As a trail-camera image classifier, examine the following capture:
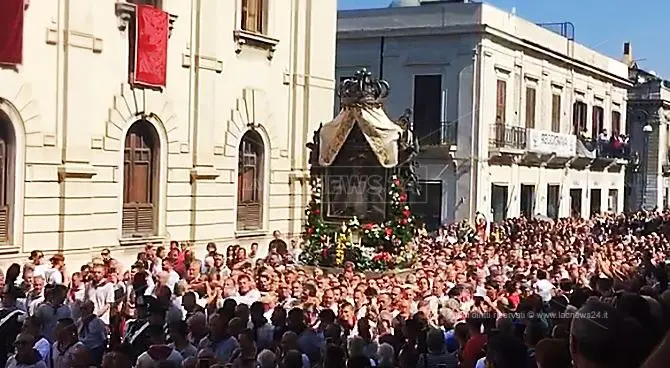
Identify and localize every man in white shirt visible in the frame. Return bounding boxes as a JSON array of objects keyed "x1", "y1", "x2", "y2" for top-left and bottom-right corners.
[
  {"x1": 85, "y1": 264, "x2": 115, "y2": 326},
  {"x1": 236, "y1": 274, "x2": 261, "y2": 306},
  {"x1": 533, "y1": 270, "x2": 555, "y2": 303},
  {"x1": 25, "y1": 275, "x2": 46, "y2": 315},
  {"x1": 162, "y1": 259, "x2": 180, "y2": 293}
]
